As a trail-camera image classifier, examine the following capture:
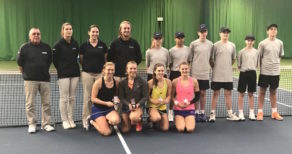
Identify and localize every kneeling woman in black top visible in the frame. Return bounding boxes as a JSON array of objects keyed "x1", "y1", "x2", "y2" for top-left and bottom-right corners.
[{"x1": 90, "y1": 62, "x2": 120, "y2": 136}]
